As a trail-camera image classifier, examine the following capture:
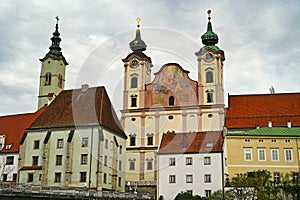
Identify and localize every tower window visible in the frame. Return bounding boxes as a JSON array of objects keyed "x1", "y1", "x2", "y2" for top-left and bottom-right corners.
[
  {"x1": 147, "y1": 133, "x2": 154, "y2": 145},
  {"x1": 169, "y1": 96, "x2": 175, "y2": 106},
  {"x1": 131, "y1": 77, "x2": 138, "y2": 88},
  {"x1": 58, "y1": 74, "x2": 63, "y2": 88},
  {"x1": 206, "y1": 90, "x2": 214, "y2": 103},
  {"x1": 131, "y1": 96, "x2": 137, "y2": 107},
  {"x1": 130, "y1": 135, "x2": 136, "y2": 146},
  {"x1": 45, "y1": 73, "x2": 52, "y2": 86},
  {"x1": 206, "y1": 71, "x2": 213, "y2": 83}
]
